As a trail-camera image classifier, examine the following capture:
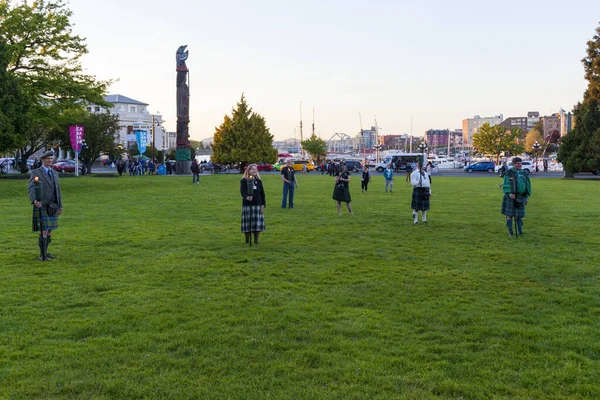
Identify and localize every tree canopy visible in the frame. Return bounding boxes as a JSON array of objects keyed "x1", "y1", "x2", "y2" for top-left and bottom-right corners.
[
  {"x1": 211, "y1": 94, "x2": 278, "y2": 167},
  {"x1": 1, "y1": 0, "x2": 110, "y2": 168},
  {"x1": 301, "y1": 133, "x2": 327, "y2": 164},
  {"x1": 471, "y1": 123, "x2": 524, "y2": 163},
  {"x1": 558, "y1": 23, "x2": 600, "y2": 174}
]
